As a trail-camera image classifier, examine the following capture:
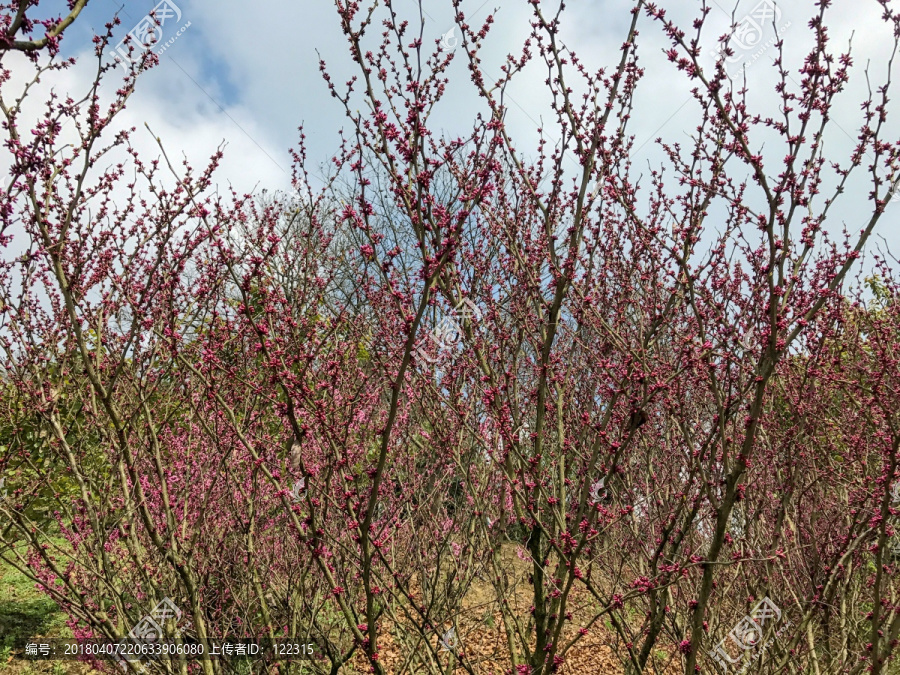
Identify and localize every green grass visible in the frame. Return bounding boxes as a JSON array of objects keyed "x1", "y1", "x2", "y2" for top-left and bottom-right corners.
[{"x1": 0, "y1": 548, "x2": 96, "y2": 673}]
